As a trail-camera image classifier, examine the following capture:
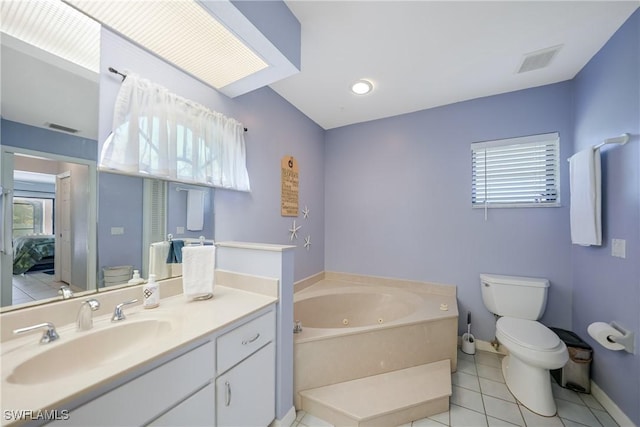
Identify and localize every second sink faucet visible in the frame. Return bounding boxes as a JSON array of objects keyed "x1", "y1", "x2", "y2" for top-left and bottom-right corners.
[
  {"x1": 76, "y1": 299, "x2": 100, "y2": 331},
  {"x1": 112, "y1": 299, "x2": 138, "y2": 322}
]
